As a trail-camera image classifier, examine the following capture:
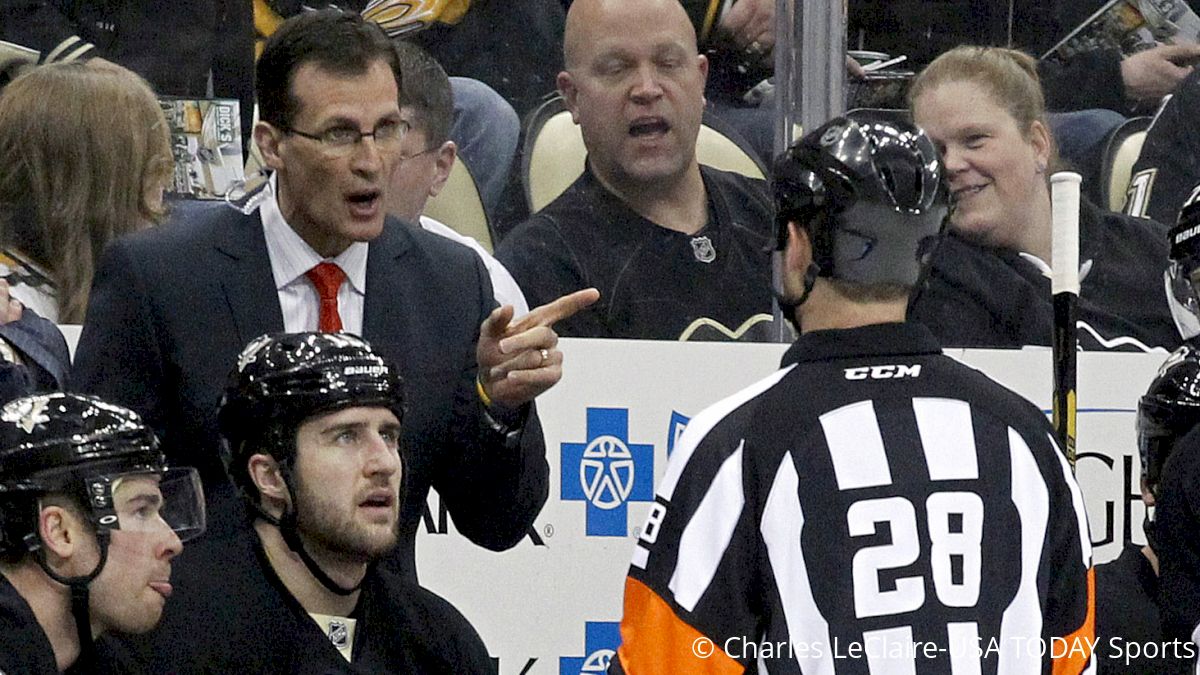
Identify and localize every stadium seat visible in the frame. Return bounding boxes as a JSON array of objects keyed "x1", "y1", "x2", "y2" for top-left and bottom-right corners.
[
  {"x1": 1099, "y1": 116, "x2": 1152, "y2": 213},
  {"x1": 521, "y1": 95, "x2": 767, "y2": 214},
  {"x1": 423, "y1": 159, "x2": 494, "y2": 253}
]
